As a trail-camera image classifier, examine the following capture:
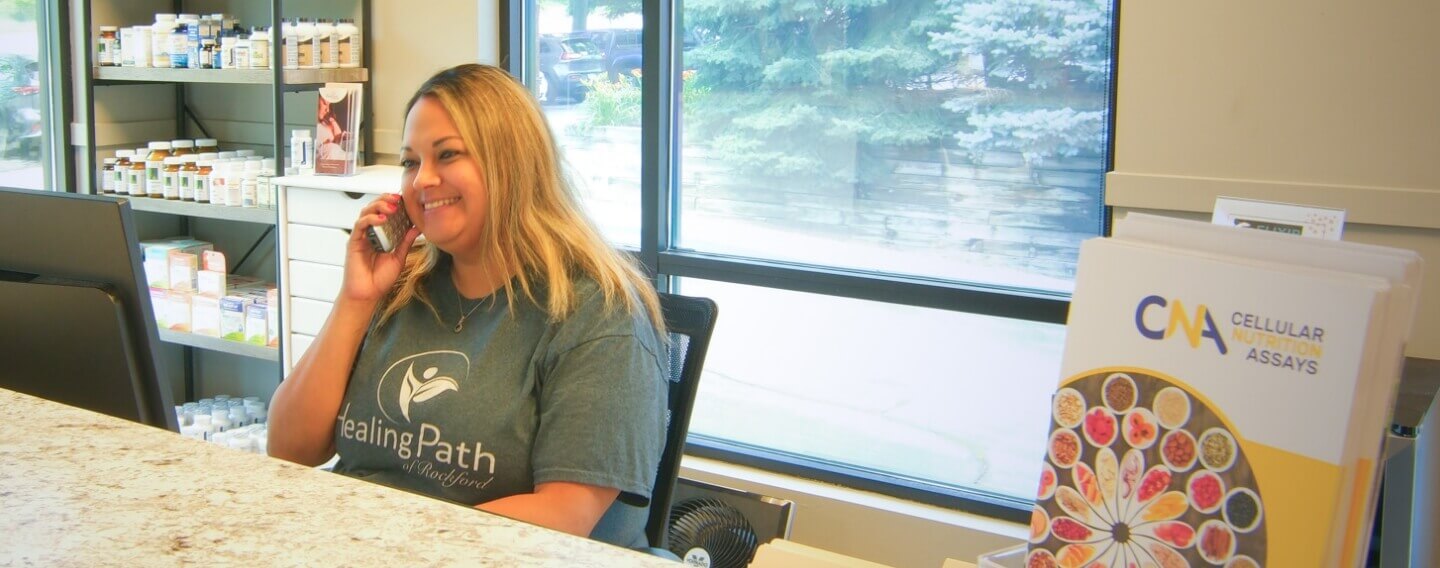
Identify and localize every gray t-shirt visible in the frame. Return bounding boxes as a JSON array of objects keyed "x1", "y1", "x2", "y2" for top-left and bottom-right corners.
[{"x1": 331, "y1": 262, "x2": 667, "y2": 548}]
